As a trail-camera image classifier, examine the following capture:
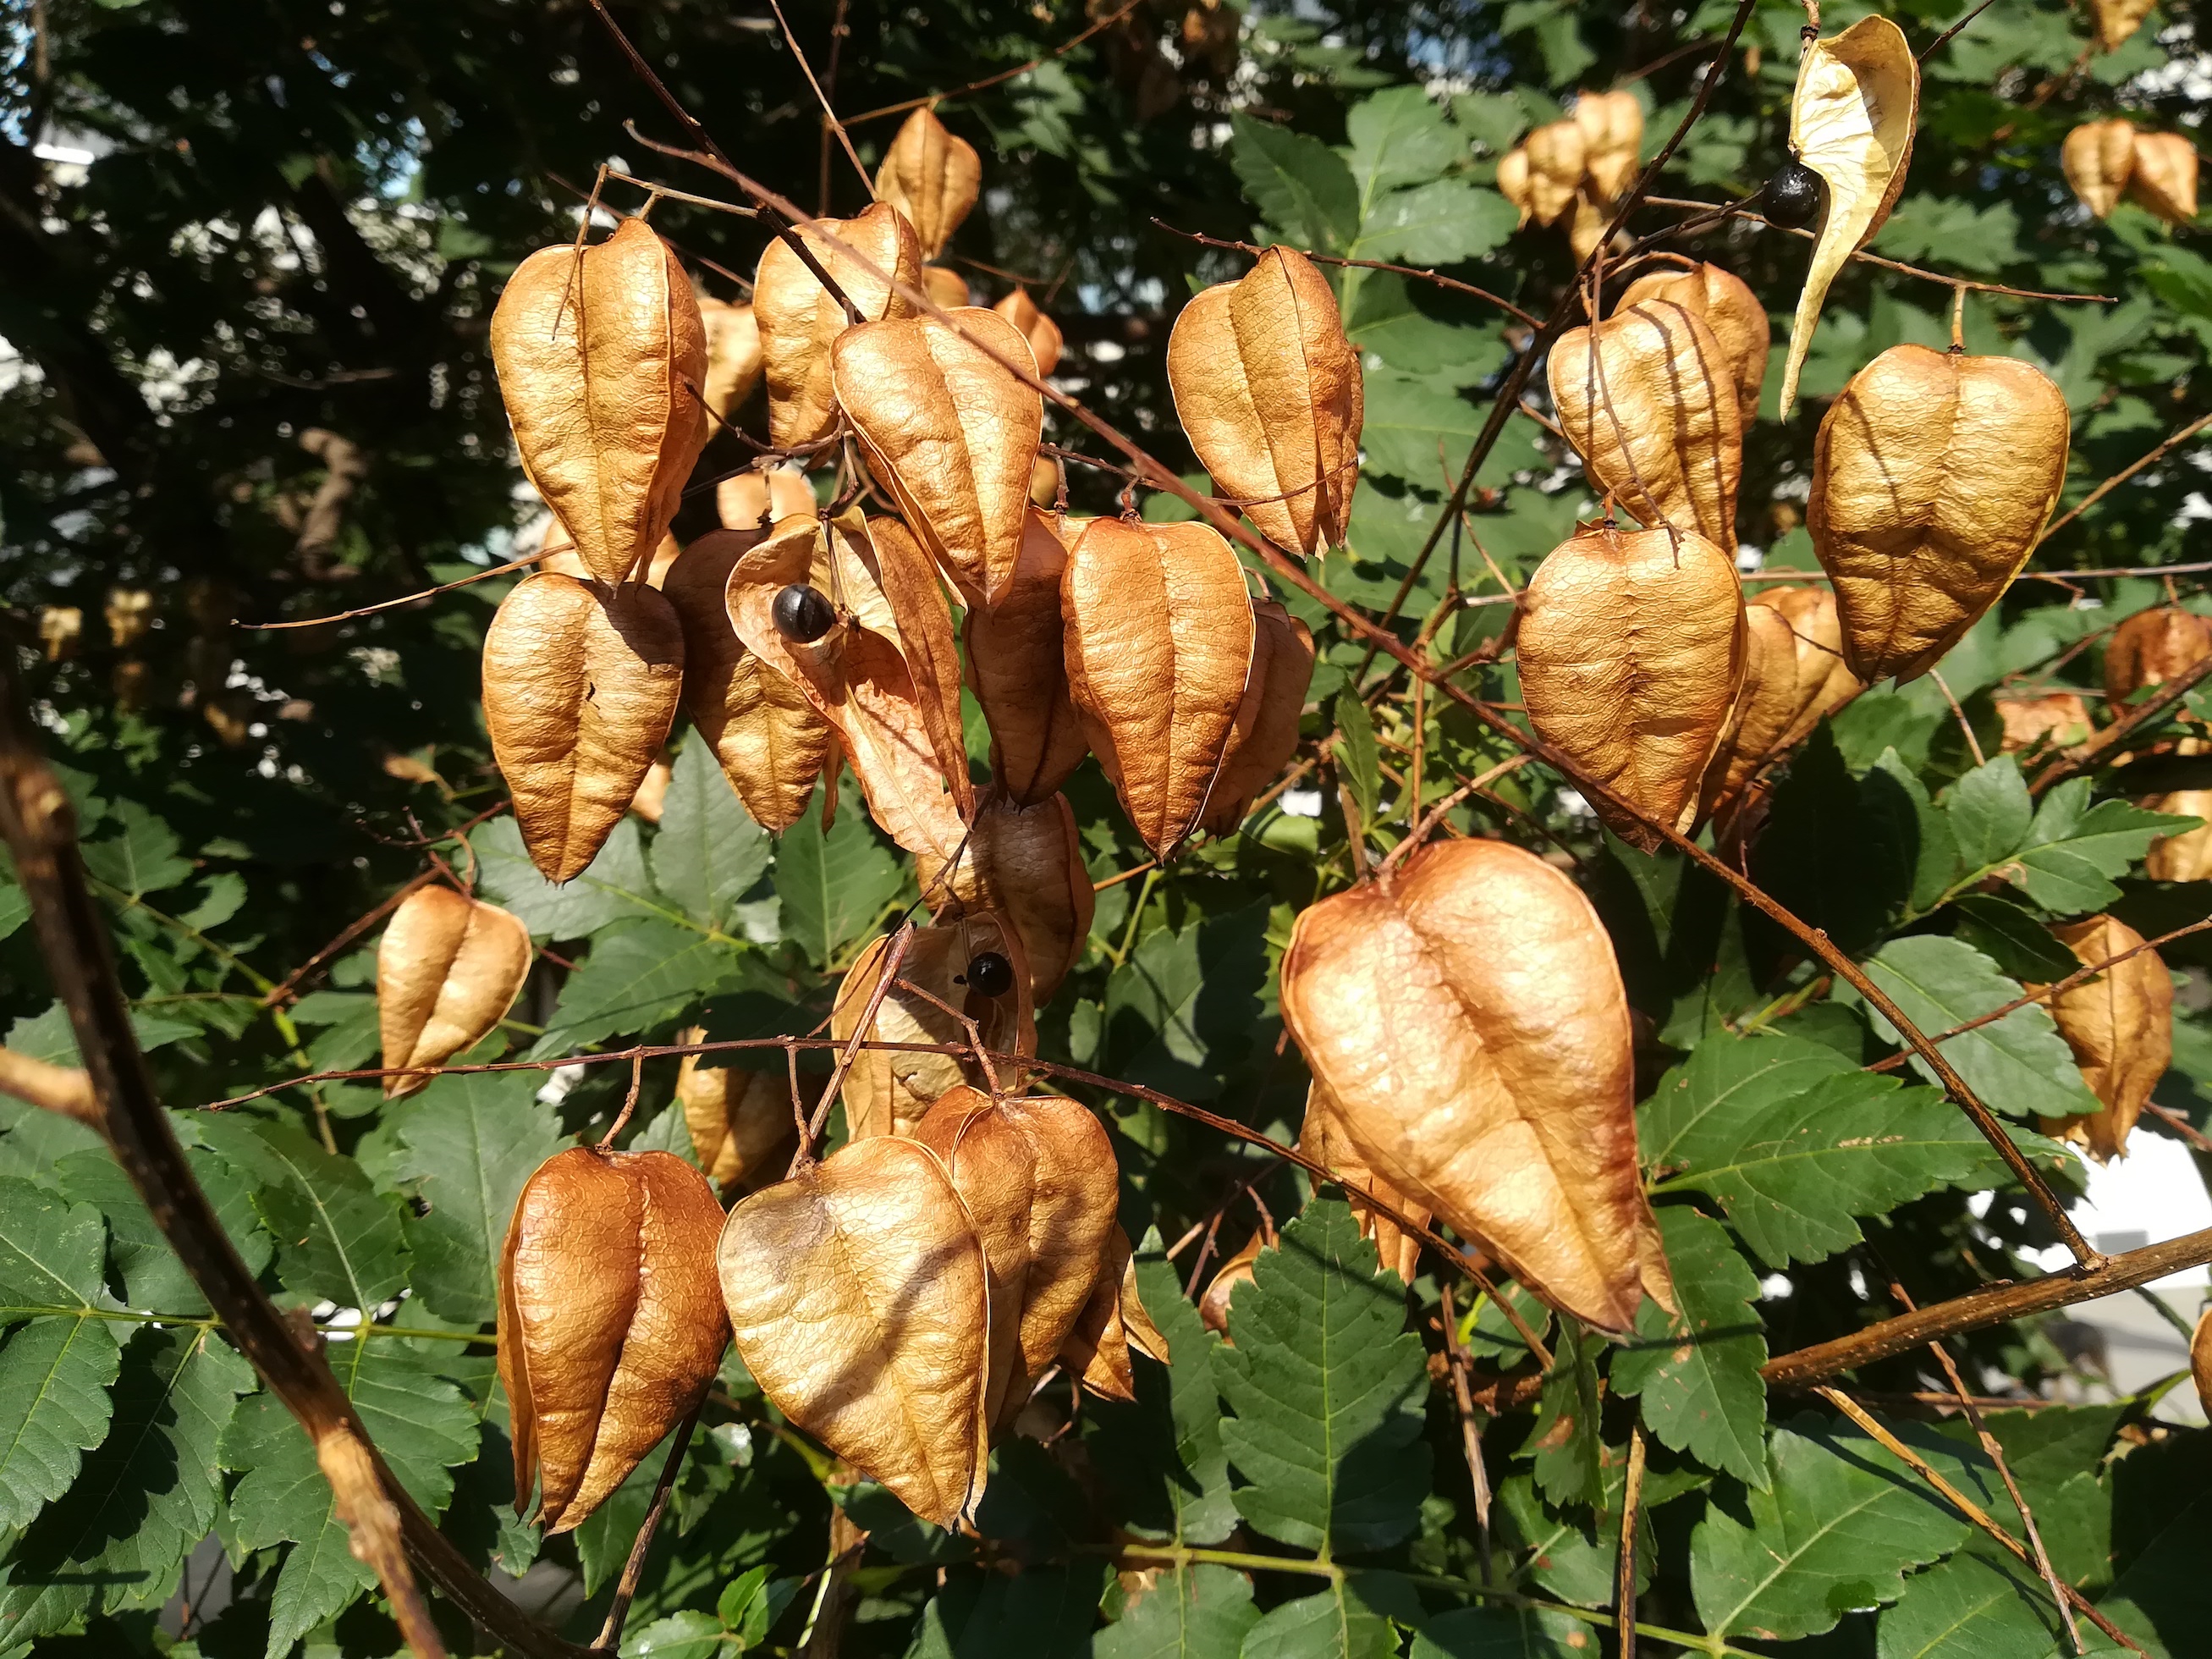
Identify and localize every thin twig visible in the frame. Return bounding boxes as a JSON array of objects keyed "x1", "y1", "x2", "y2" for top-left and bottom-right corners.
[
  {"x1": 1930, "y1": 668, "x2": 1987, "y2": 768},
  {"x1": 1437, "y1": 1281, "x2": 1494, "y2": 1580},
  {"x1": 2146, "y1": 1100, "x2": 2212, "y2": 1154},
  {"x1": 767, "y1": 0, "x2": 871, "y2": 193},
  {"x1": 592, "y1": 1406, "x2": 702, "y2": 1654},
  {"x1": 2030, "y1": 651, "x2": 2212, "y2": 793},
  {"x1": 844, "y1": 0, "x2": 1143, "y2": 124},
  {"x1": 1150, "y1": 221, "x2": 1541, "y2": 328},
  {"x1": 241, "y1": 548, "x2": 547, "y2": 630},
  {"x1": 1616, "y1": 1425, "x2": 1647, "y2": 1659},
  {"x1": 2038, "y1": 411, "x2": 2212, "y2": 546},
  {"x1": 1921, "y1": 0, "x2": 2000, "y2": 62}
]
